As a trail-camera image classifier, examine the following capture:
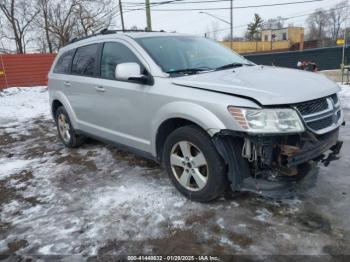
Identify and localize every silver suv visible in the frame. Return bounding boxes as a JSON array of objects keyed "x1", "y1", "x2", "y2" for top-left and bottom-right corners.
[{"x1": 48, "y1": 31, "x2": 344, "y2": 201}]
